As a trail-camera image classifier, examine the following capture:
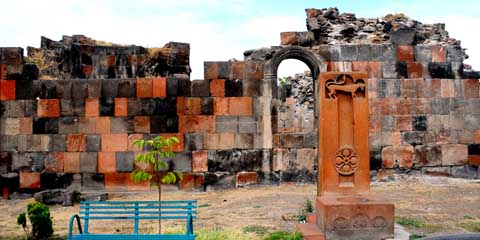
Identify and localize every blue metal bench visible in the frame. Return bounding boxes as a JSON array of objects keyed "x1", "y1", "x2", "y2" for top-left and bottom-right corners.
[{"x1": 68, "y1": 200, "x2": 197, "y2": 240}]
